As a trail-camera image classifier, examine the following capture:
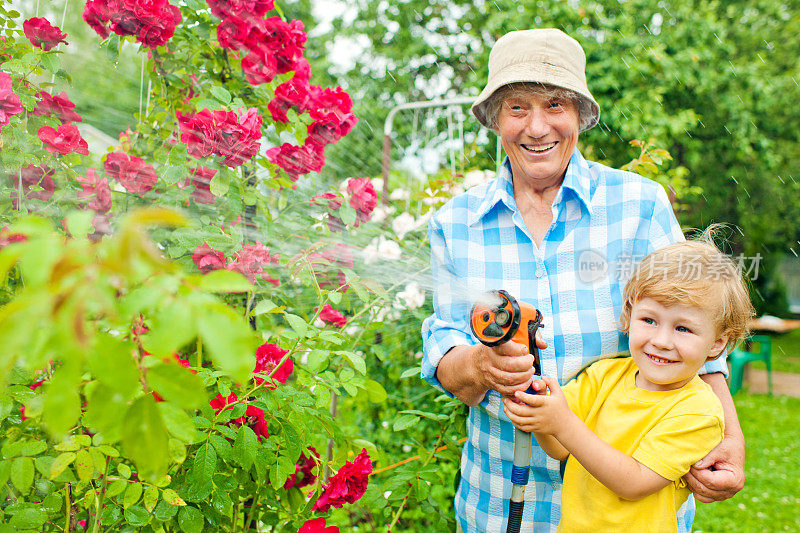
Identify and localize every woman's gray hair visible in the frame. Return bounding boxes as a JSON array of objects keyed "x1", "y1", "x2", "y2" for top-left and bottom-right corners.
[{"x1": 482, "y1": 82, "x2": 595, "y2": 132}]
